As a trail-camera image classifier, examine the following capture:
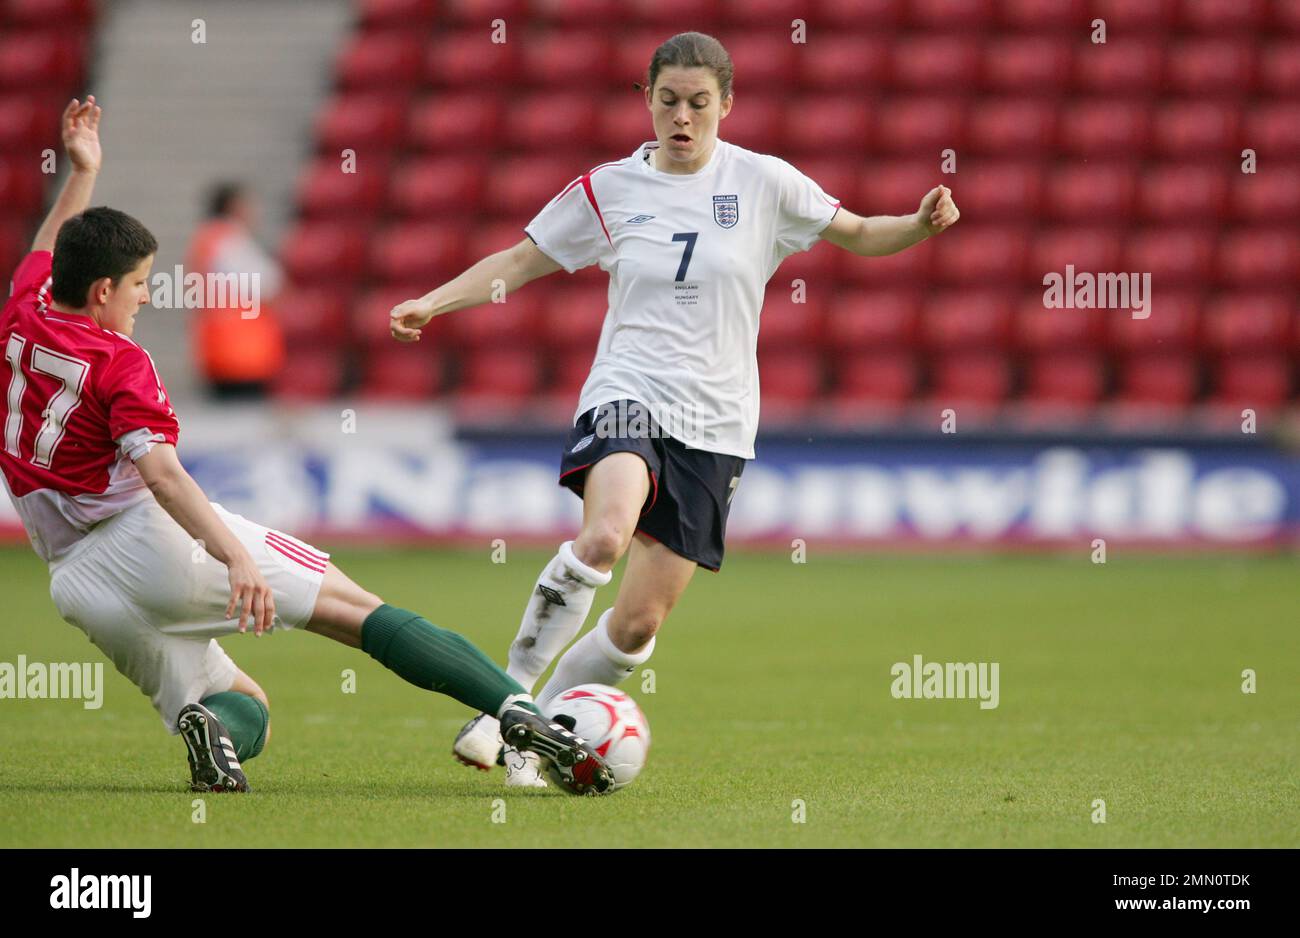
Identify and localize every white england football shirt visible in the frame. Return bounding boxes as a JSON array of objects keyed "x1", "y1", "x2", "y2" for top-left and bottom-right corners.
[{"x1": 524, "y1": 139, "x2": 840, "y2": 459}]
